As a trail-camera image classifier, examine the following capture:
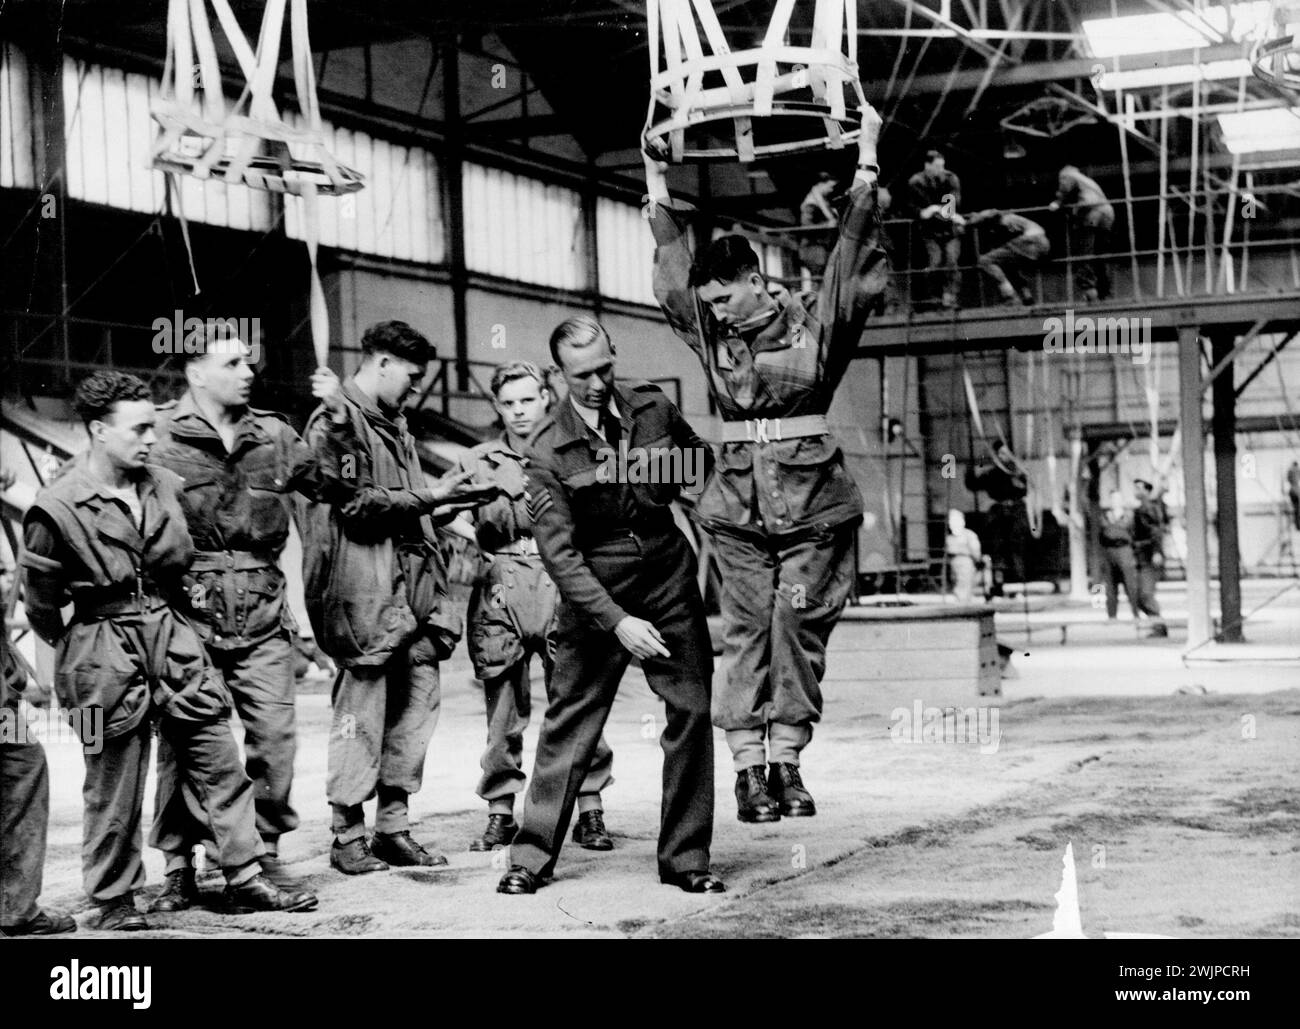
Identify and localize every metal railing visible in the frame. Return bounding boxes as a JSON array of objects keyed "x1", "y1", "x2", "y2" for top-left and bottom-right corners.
[{"x1": 767, "y1": 184, "x2": 1300, "y2": 314}]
